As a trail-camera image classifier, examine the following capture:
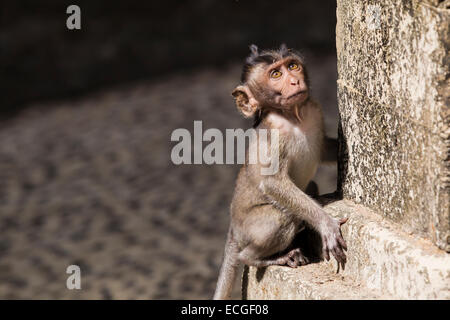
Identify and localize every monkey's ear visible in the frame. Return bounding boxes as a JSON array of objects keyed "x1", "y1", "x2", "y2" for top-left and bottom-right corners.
[
  {"x1": 232, "y1": 85, "x2": 259, "y2": 118},
  {"x1": 279, "y1": 43, "x2": 289, "y2": 55},
  {"x1": 249, "y1": 44, "x2": 259, "y2": 57}
]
